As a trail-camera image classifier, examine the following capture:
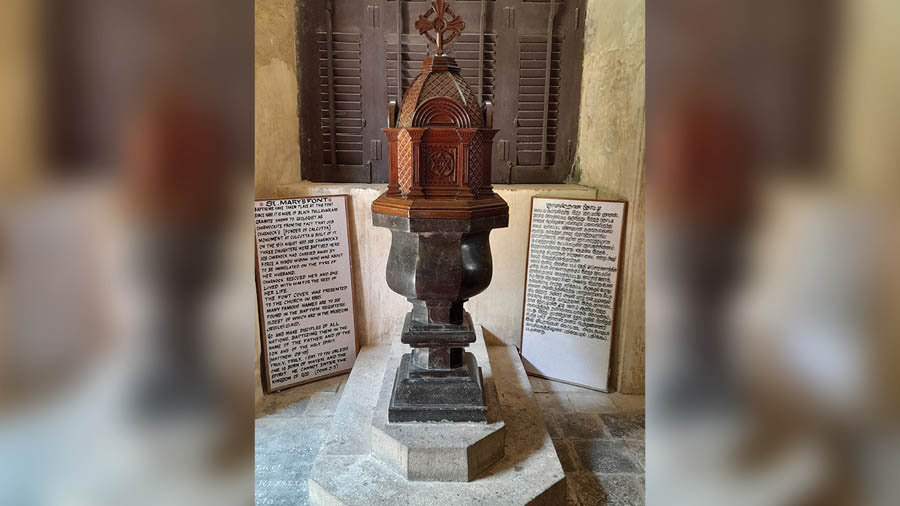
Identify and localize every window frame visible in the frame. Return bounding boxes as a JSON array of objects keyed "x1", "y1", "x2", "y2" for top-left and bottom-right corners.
[{"x1": 297, "y1": 0, "x2": 586, "y2": 184}]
